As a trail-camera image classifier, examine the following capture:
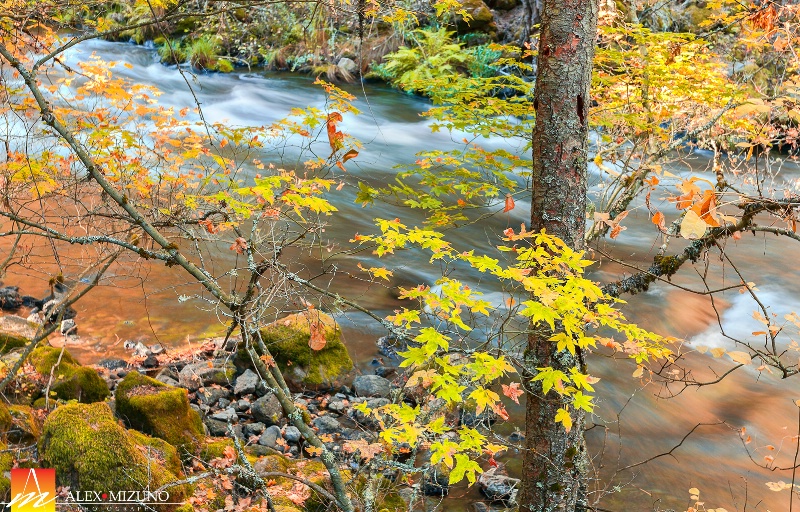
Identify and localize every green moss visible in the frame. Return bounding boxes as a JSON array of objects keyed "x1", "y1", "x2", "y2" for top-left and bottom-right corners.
[
  {"x1": 29, "y1": 346, "x2": 109, "y2": 403},
  {"x1": 0, "y1": 402, "x2": 11, "y2": 433},
  {"x1": 259, "y1": 312, "x2": 353, "y2": 389},
  {"x1": 0, "y1": 333, "x2": 29, "y2": 354},
  {"x1": 115, "y1": 371, "x2": 204, "y2": 455},
  {"x1": 200, "y1": 438, "x2": 235, "y2": 462},
  {"x1": 0, "y1": 440, "x2": 11, "y2": 500},
  {"x1": 39, "y1": 403, "x2": 188, "y2": 509},
  {"x1": 129, "y1": 430, "x2": 183, "y2": 477},
  {"x1": 8, "y1": 405, "x2": 40, "y2": 442}
]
